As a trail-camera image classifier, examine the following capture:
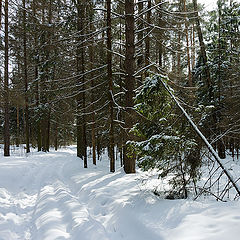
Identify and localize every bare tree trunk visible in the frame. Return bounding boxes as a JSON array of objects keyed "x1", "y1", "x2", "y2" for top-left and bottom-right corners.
[
  {"x1": 40, "y1": 0, "x2": 52, "y2": 153},
  {"x1": 23, "y1": 0, "x2": 30, "y2": 153},
  {"x1": 89, "y1": 20, "x2": 97, "y2": 165},
  {"x1": 124, "y1": 0, "x2": 136, "y2": 173},
  {"x1": 193, "y1": 0, "x2": 215, "y2": 144},
  {"x1": 46, "y1": 0, "x2": 52, "y2": 153},
  {"x1": 46, "y1": 110, "x2": 51, "y2": 152},
  {"x1": 177, "y1": 0, "x2": 182, "y2": 79},
  {"x1": 91, "y1": 106, "x2": 96, "y2": 165},
  {"x1": 119, "y1": 4, "x2": 124, "y2": 167},
  {"x1": 76, "y1": 0, "x2": 83, "y2": 159},
  {"x1": 107, "y1": 0, "x2": 115, "y2": 172},
  {"x1": 237, "y1": 142, "x2": 239, "y2": 160},
  {"x1": 193, "y1": 0, "x2": 212, "y2": 98},
  {"x1": 145, "y1": 0, "x2": 151, "y2": 76},
  {"x1": 191, "y1": 24, "x2": 196, "y2": 70},
  {"x1": 159, "y1": 76, "x2": 240, "y2": 197},
  {"x1": 39, "y1": 2, "x2": 48, "y2": 152},
  {"x1": 0, "y1": 1, "x2": 2, "y2": 118},
  {"x1": 32, "y1": 0, "x2": 41, "y2": 152},
  {"x1": 36, "y1": 72, "x2": 41, "y2": 151},
  {"x1": 183, "y1": 0, "x2": 192, "y2": 86},
  {"x1": 157, "y1": 0, "x2": 163, "y2": 67},
  {"x1": 0, "y1": 0, "x2": 2, "y2": 28},
  {"x1": 216, "y1": 6, "x2": 225, "y2": 159},
  {"x1": 54, "y1": 123, "x2": 58, "y2": 151},
  {"x1": 81, "y1": 12, "x2": 87, "y2": 169},
  {"x1": 4, "y1": 0, "x2": 10, "y2": 156},
  {"x1": 137, "y1": 0, "x2": 143, "y2": 84},
  {"x1": 177, "y1": 31, "x2": 181, "y2": 77},
  {"x1": 76, "y1": 0, "x2": 87, "y2": 168},
  {"x1": 16, "y1": 104, "x2": 20, "y2": 147}
]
